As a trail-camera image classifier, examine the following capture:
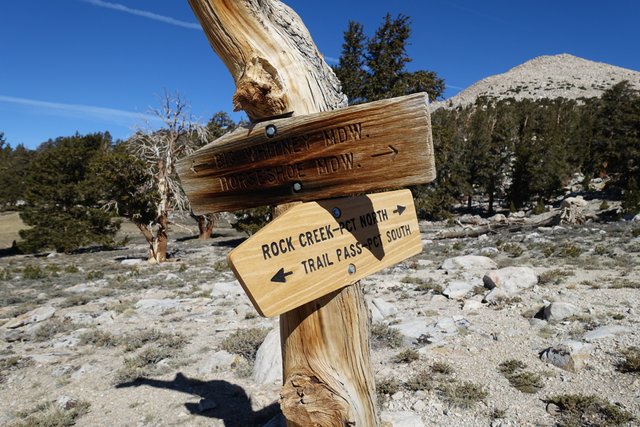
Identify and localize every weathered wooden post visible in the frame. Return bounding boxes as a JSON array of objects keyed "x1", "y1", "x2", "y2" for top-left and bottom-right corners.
[{"x1": 180, "y1": 1, "x2": 435, "y2": 425}]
